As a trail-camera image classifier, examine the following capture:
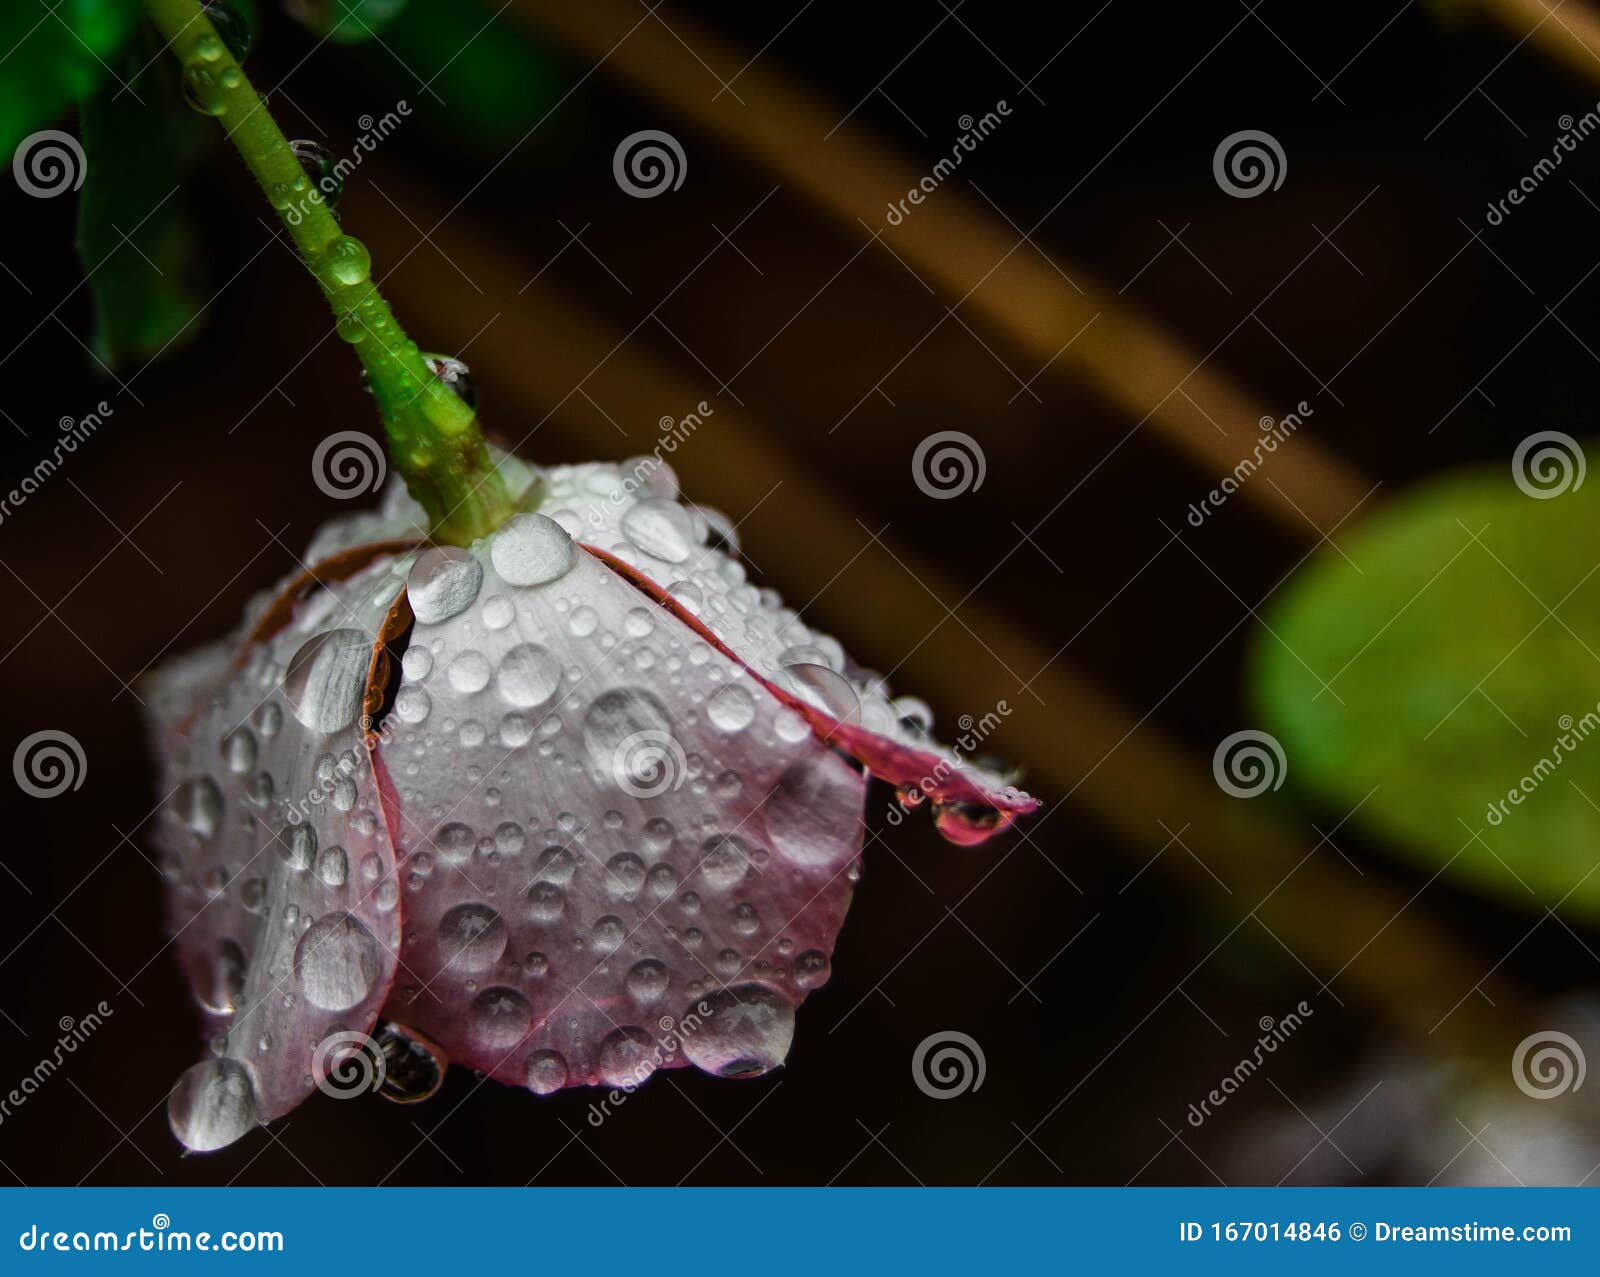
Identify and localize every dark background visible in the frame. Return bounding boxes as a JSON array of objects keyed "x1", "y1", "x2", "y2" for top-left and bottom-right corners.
[{"x1": 0, "y1": 0, "x2": 1595, "y2": 1185}]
